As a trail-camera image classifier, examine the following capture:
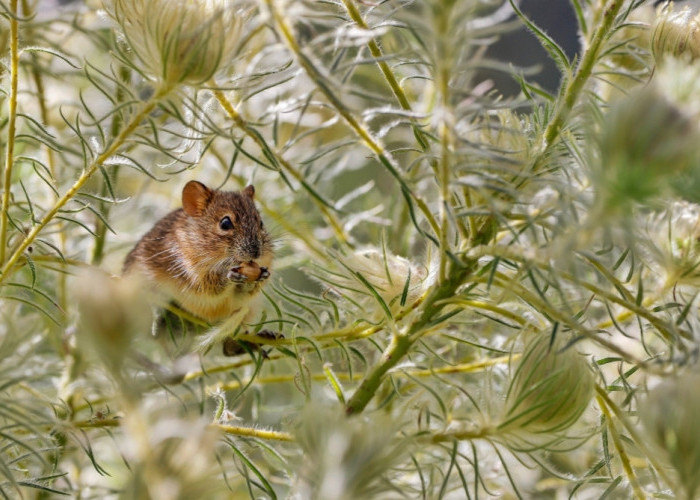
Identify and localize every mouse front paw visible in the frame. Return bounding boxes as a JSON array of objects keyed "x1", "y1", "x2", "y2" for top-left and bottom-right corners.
[{"x1": 257, "y1": 267, "x2": 270, "y2": 282}]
